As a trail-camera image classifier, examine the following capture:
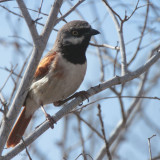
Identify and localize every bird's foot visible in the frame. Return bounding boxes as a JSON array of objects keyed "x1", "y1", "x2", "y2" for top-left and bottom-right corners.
[
  {"x1": 73, "y1": 91, "x2": 90, "y2": 102},
  {"x1": 54, "y1": 100, "x2": 65, "y2": 106},
  {"x1": 53, "y1": 91, "x2": 89, "y2": 106},
  {"x1": 41, "y1": 105, "x2": 56, "y2": 129},
  {"x1": 45, "y1": 113, "x2": 56, "y2": 129}
]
